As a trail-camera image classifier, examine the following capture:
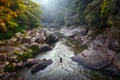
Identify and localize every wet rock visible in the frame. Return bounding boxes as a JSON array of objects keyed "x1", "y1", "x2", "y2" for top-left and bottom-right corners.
[
  {"x1": 45, "y1": 34, "x2": 59, "y2": 44},
  {"x1": 24, "y1": 59, "x2": 40, "y2": 67},
  {"x1": 39, "y1": 44, "x2": 52, "y2": 52},
  {"x1": 31, "y1": 59, "x2": 53, "y2": 73},
  {"x1": 71, "y1": 47, "x2": 115, "y2": 69},
  {"x1": 9, "y1": 77, "x2": 23, "y2": 80}
]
